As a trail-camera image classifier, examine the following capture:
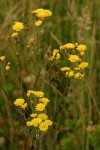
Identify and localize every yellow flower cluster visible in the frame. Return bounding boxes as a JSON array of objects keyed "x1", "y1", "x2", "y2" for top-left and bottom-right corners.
[
  {"x1": 11, "y1": 22, "x2": 24, "y2": 38},
  {"x1": 32, "y1": 8, "x2": 52, "y2": 26},
  {"x1": 14, "y1": 90, "x2": 52, "y2": 132},
  {"x1": 49, "y1": 43, "x2": 89, "y2": 79},
  {"x1": 14, "y1": 98, "x2": 27, "y2": 109},
  {"x1": 25, "y1": 90, "x2": 52, "y2": 131},
  {"x1": 27, "y1": 90, "x2": 44, "y2": 97},
  {"x1": 48, "y1": 49, "x2": 61, "y2": 61}
]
